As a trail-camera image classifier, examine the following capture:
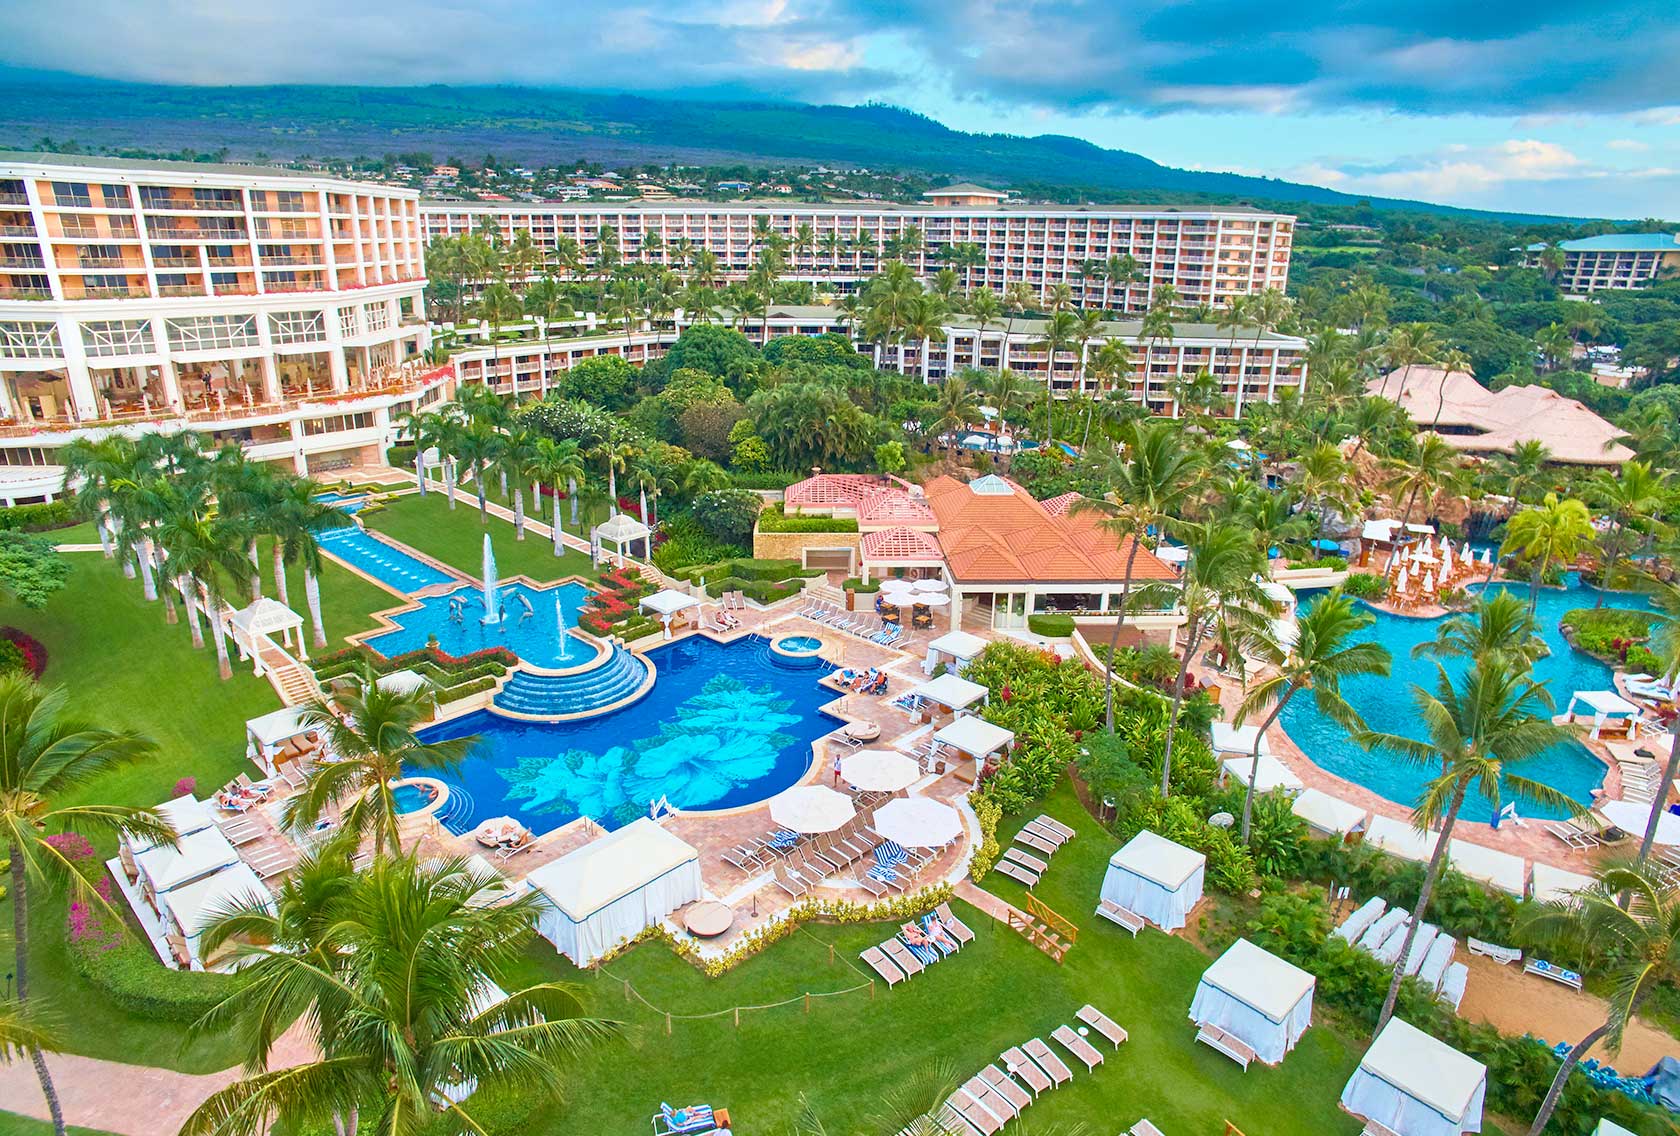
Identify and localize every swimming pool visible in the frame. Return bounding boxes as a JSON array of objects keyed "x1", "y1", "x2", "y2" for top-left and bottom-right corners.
[
  {"x1": 363, "y1": 580, "x2": 596, "y2": 668},
  {"x1": 314, "y1": 491, "x2": 369, "y2": 514},
  {"x1": 418, "y1": 635, "x2": 841, "y2": 835},
  {"x1": 316, "y1": 525, "x2": 454, "y2": 593},
  {"x1": 1281, "y1": 575, "x2": 1656, "y2": 822},
  {"x1": 392, "y1": 782, "x2": 431, "y2": 814}
]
